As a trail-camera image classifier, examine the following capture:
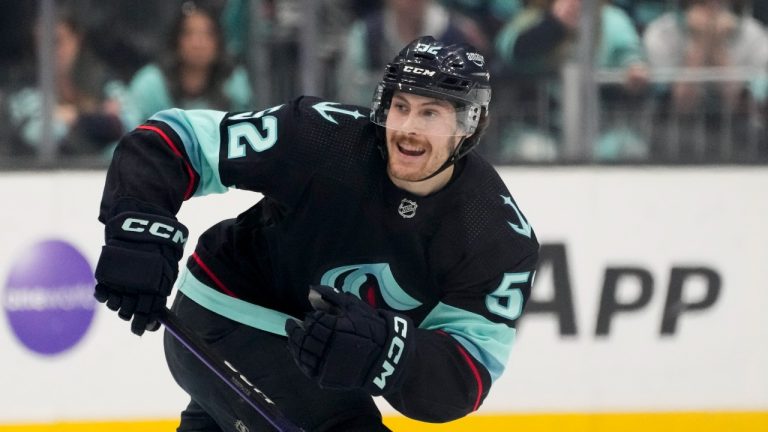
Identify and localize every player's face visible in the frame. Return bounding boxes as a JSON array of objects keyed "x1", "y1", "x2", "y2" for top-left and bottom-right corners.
[{"x1": 385, "y1": 91, "x2": 465, "y2": 186}]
